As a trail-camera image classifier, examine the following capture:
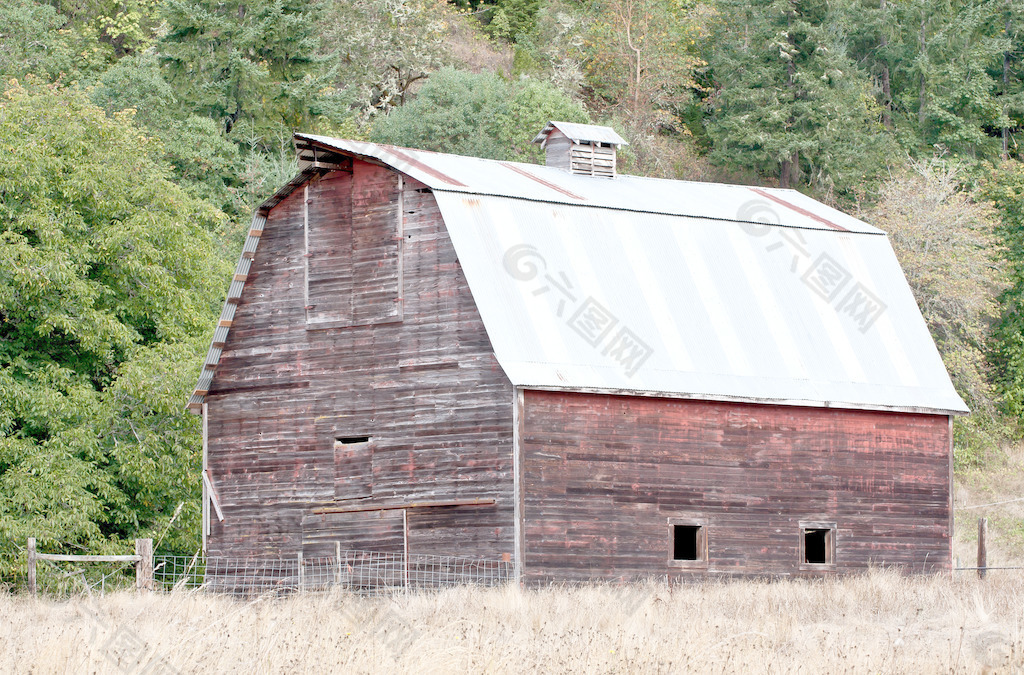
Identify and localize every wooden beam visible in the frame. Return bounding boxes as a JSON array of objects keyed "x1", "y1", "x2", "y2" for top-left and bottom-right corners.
[
  {"x1": 312, "y1": 498, "x2": 496, "y2": 515},
  {"x1": 978, "y1": 517, "x2": 988, "y2": 580},
  {"x1": 232, "y1": 274, "x2": 248, "y2": 282},
  {"x1": 35, "y1": 554, "x2": 142, "y2": 563},
  {"x1": 204, "y1": 470, "x2": 225, "y2": 522}
]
